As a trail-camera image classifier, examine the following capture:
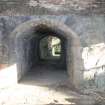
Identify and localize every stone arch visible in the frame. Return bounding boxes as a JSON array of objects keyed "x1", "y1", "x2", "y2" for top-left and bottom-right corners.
[{"x1": 10, "y1": 18, "x2": 83, "y2": 88}]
